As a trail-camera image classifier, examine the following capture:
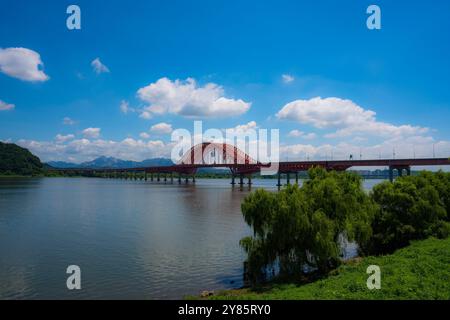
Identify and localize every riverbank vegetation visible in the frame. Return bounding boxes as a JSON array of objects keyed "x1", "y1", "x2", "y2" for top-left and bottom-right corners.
[
  {"x1": 362, "y1": 171, "x2": 450, "y2": 255},
  {"x1": 211, "y1": 168, "x2": 450, "y2": 299},
  {"x1": 209, "y1": 237, "x2": 450, "y2": 300},
  {"x1": 240, "y1": 168, "x2": 376, "y2": 283}
]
